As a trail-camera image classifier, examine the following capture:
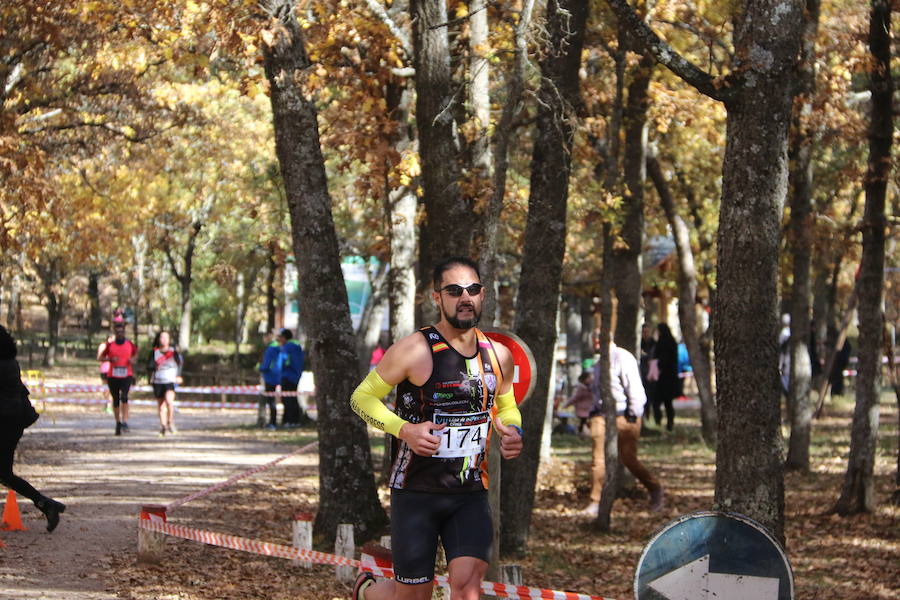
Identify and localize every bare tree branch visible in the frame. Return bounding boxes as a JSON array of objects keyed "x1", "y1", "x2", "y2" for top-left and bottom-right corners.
[{"x1": 604, "y1": 0, "x2": 737, "y2": 103}]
